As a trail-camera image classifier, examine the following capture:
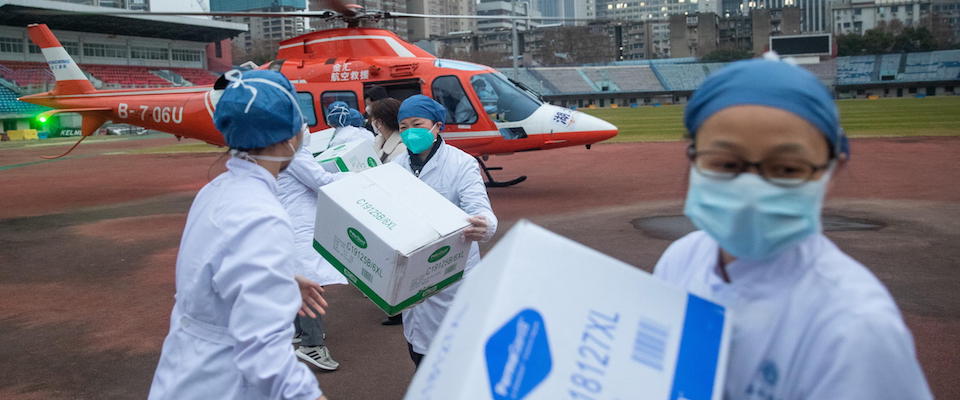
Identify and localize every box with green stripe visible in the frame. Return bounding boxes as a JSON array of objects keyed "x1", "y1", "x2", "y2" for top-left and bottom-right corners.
[
  {"x1": 315, "y1": 139, "x2": 380, "y2": 172},
  {"x1": 314, "y1": 163, "x2": 471, "y2": 315}
]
